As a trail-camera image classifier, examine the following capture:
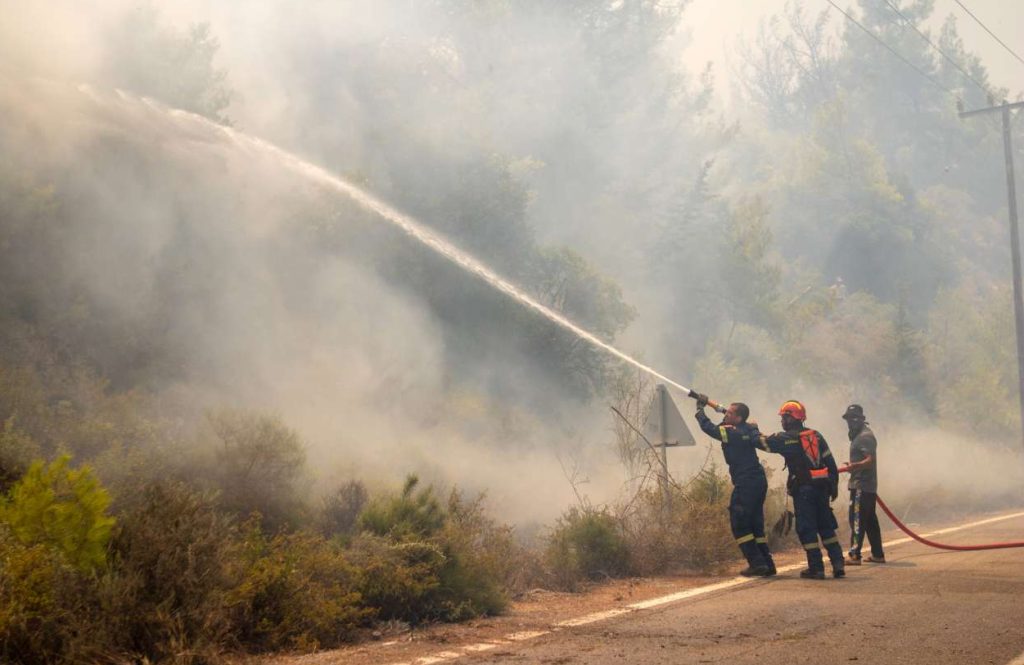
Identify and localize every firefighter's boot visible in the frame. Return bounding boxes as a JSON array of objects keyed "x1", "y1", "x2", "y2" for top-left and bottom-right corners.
[
  {"x1": 824, "y1": 538, "x2": 845, "y2": 578},
  {"x1": 738, "y1": 539, "x2": 770, "y2": 576},
  {"x1": 757, "y1": 539, "x2": 776, "y2": 576}
]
